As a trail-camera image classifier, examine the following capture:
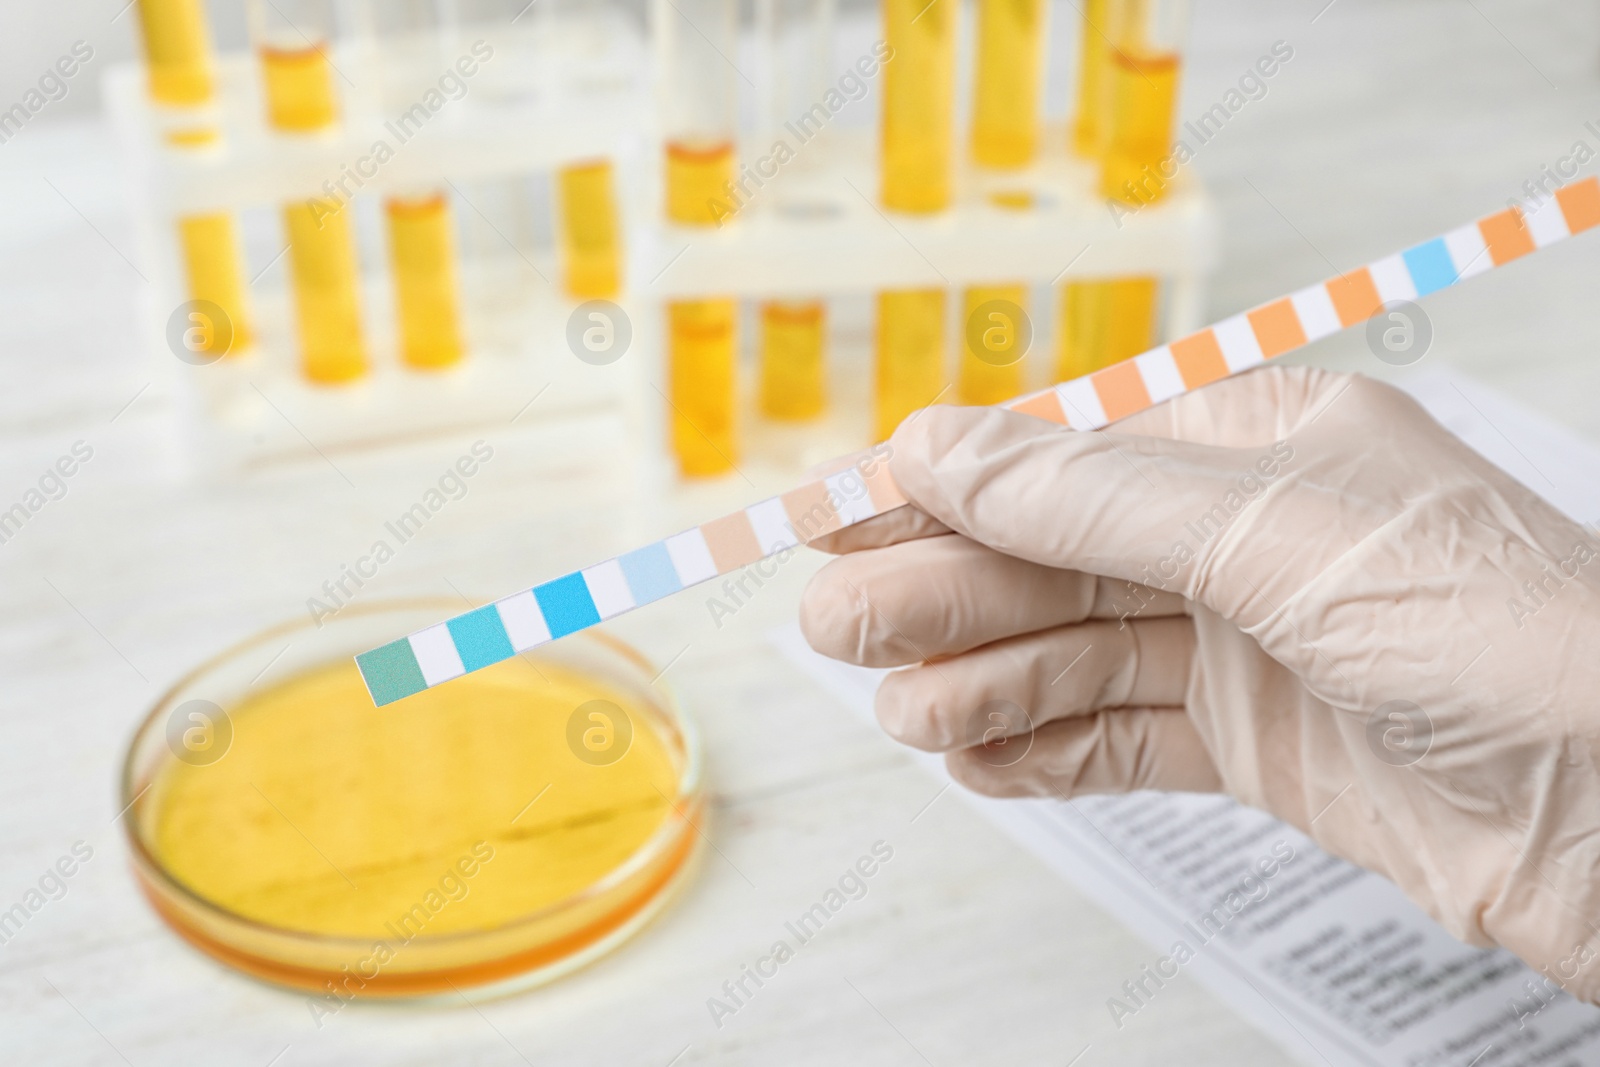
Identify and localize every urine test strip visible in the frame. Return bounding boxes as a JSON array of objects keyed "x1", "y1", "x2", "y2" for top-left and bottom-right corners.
[{"x1": 356, "y1": 176, "x2": 1600, "y2": 706}]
